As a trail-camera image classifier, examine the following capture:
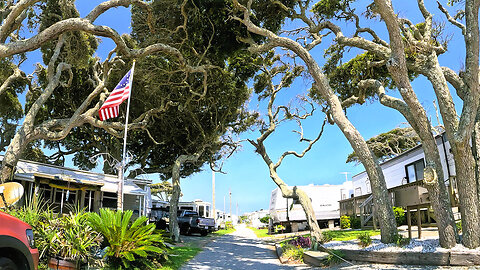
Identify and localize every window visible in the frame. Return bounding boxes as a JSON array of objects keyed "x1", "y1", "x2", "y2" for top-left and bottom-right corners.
[
  {"x1": 365, "y1": 179, "x2": 371, "y2": 193},
  {"x1": 199, "y1": 205, "x2": 205, "y2": 217},
  {"x1": 355, "y1": 187, "x2": 362, "y2": 196},
  {"x1": 405, "y1": 158, "x2": 425, "y2": 183},
  {"x1": 84, "y1": 190, "x2": 94, "y2": 212},
  {"x1": 102, "y1": 192, "x2": 117, "y2": 209}
]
